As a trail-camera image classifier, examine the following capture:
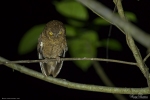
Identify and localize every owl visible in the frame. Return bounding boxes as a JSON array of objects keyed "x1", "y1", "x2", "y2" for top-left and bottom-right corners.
[{"x1": 37, "y1": 20, "x2": 68, "y2": 77}]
